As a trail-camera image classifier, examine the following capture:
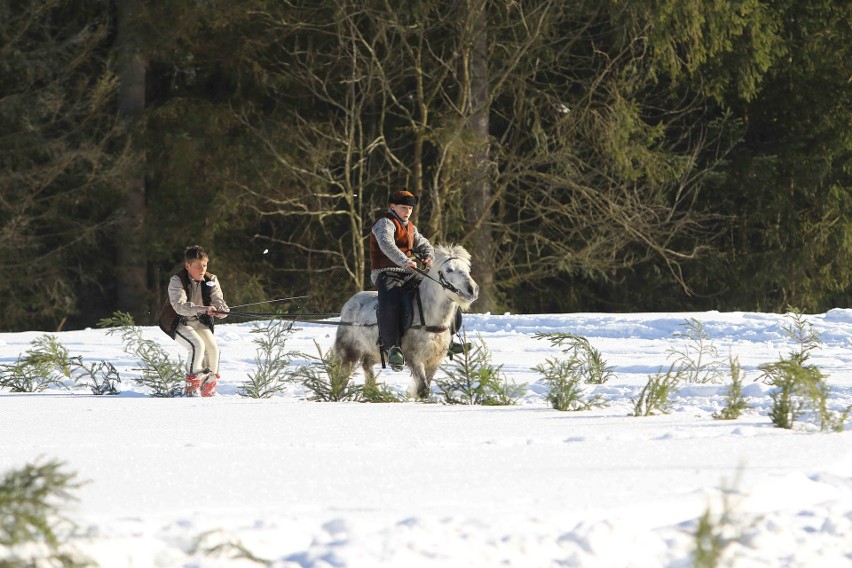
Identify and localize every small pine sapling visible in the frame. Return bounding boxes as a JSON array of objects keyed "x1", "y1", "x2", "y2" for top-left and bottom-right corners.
[
  {"x1": 780, "y1": 306, "x2": 822, "y2": 364},
  {"x1": 239, "y1": 319, "x2": 301, "y2": 399},
  {"x1": 632, "y1": 365, "x2": 684, "y2": 416},
  {"x1": 713, "y1": 356, "x2": 748, "y2": 420},
  {"x1": 437, "y1": 332, "x2": 523, "y2": 405},
  {"x1": 190, "y1": 530, "x2": 271, "y2": 564},
  {"x1": 691, "y1": 474, "x2": 749, "y2": 568},
  {"x1": 534, "y1": 356, "x2": 607, "y2": 411},
  {"x1": 362, "y1": 381, "x2": 405, "y2": 403},
  {"x1": 0, "y1": 459, "x2": 87, "y2": 566},
  {"x1": 533, "y1": 332, "x2": 614, "y2": 384},
  {"x1": 0, "y1": 356, "x2": 60, "y2": 393},
  {"x1": 757, "y1": 307, "x2": 848, "y2": 431},
  {"x1": 299, "y1": 339, "x2": 363, "y2": 402},
  {"x1": 69, "y1": 356, "x2": 121, "y2": 395},
  {"x1": 27, "y1": 335, "x2": 73, "y2": 380},
  {"x1": 667, "y1": 318, "x2": 725, "y2": 384},
  {"x1": 532, "y1": 332, "x2": 610, "y2": 411},
  {"x1": 100, "y1": 311, "x2": 185, "y2": 397},
  {"x1": 0, "y1": 335, "x2": 71, "y2": 392}
]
